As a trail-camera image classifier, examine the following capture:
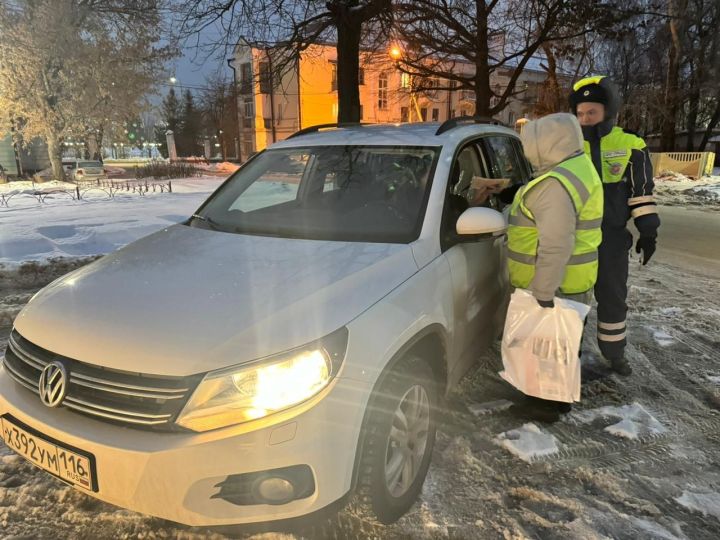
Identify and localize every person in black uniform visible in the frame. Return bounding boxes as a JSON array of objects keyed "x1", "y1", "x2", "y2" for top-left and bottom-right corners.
[{"x1": 569, "y1": 76, "x2": 660, "y2": 376}]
